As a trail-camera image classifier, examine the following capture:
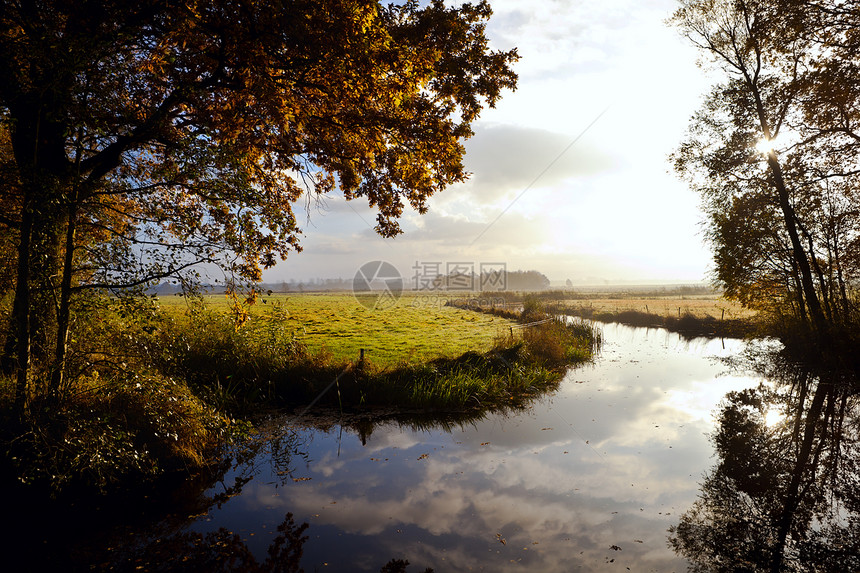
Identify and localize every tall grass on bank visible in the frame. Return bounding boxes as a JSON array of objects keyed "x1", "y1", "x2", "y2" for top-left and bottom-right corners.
[
  {"x1": 560, "y1": 306, "x2": 757, "y2": 339},
  {"x1": 0, "y1": 292, "x2": 600, "y2": 496},
  {"x1": 0, "y1": 295, "x2": 238, "y2": 497},
  {"x1": 147, "y1": 301, "x2": 337, "y2": 412},
  {"x1": 148, "y1": 301, "x2": 601, "y2": 412},
  {"x1": 346, "y1": 325, "x2": 600, "y2": 411},
  {"x1": 447, "y1": 291, "x2": 757, "y2": 340}
]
